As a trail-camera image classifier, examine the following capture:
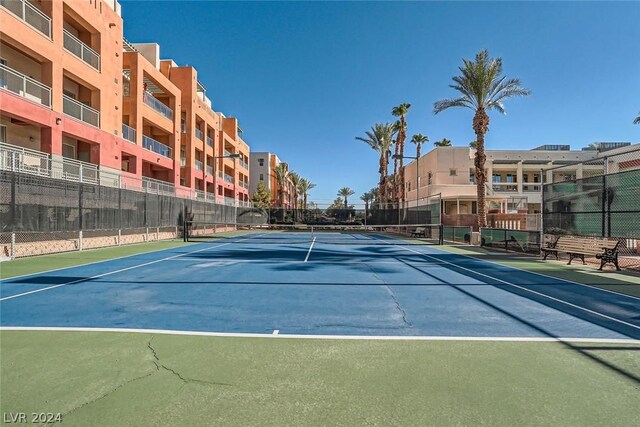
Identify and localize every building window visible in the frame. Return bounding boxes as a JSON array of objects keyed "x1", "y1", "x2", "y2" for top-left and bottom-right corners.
[
  {"x1": 258, "y1": 158, "x2": 264, "y2": 167},
  {"x1": 506, "y1": 174, "x2": 516, "y2": 183},
  {"x1": 181, "y1": 112, "x2": 187, "y2": 134},
  {"x1": 0, "y1": 125, "x2": 6, "y2": 143},
  {"x1": 407, "y1": 181, "x2": 411, "y2": 191},
  {"x1": 469, "y1": 173, "x2": 476, "y2": 184},
  {"x1": 259, "y1": 174, "x2": 264, "y2": 181},
  {"x1": 427, "y1": 172, "x2": 433, "y2": 185},
  {"x1": 449, "y1": 169, "x2": 457, "y2": 176},
  {"x1": 493, "y1": 174, "x2": 501, "y2": 183}
]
